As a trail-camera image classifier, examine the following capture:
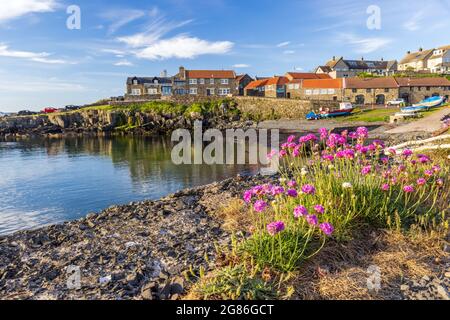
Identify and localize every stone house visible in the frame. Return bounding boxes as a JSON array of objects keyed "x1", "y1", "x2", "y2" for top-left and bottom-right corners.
[
  {"x1": 395, "y1": 77, "x2": 450, "y2": 104},
  {"x1": 317, "y1": 57, "x2": 397, "y2": 78},
  {"x1": 298, "y1": 79, "x2": 345, "y2": 101},
  {"x1": 126, "y1": 76, "x2": 173, "y2": 100},
  {"x1": 285, "y1": 73, "x2": 332, "y2": 99},
  {"x1": 235, "y1": 74, "x2": 254, "y2": 96},
  {"x1": 398, "y1": 48, "x2": 434, "y2": 72},
  {"x1": 262, "y1": 77, "x2": 289, "y2": 98},
  {"x1": 172, "y1": 66, "x2": 237, "y2": 97},
  {"x1": 343, "y1": 77, "x2": 400, "y2": 105}
]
